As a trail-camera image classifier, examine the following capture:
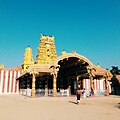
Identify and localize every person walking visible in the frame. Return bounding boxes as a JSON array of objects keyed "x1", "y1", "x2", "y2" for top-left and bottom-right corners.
[{"x1": 76, "y1": 87, "x2": 81, "y2": 104}]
